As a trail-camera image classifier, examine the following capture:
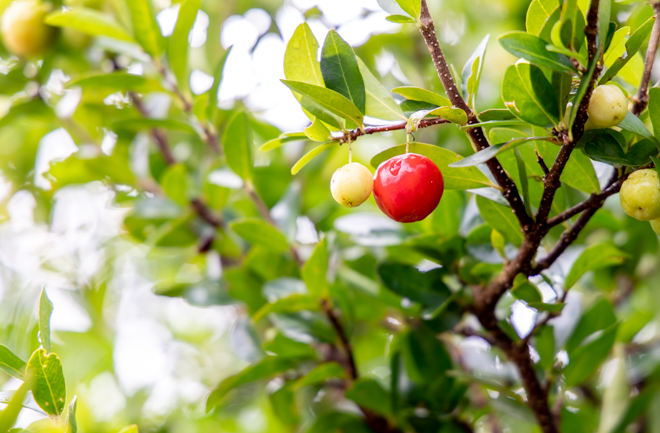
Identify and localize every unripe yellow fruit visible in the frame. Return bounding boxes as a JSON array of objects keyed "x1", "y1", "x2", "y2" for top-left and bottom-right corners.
[
  {"x1": 620, "y1": 169, "x2": 660, "y2": 221},
  {"x1": 650, "y1": 218, "x2": 660, "y2": 236},
  {"x1": 330, "y1": 162, "x2": 373, "y2": 208},
  {"x1": 587, "y1": 84, "x2": 628, "y2": 128},
  {"x1": 1, "y1": 0, "x2": 57, "y2": 58}
]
